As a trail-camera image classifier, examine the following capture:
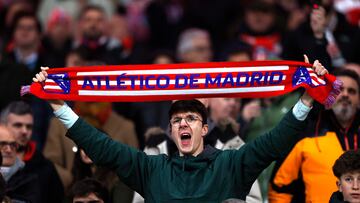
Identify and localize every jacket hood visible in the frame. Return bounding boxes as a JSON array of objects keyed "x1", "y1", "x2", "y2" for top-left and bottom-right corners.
[{"x1": 170, "y1": 145, "x2": 221, "y2": 171}]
